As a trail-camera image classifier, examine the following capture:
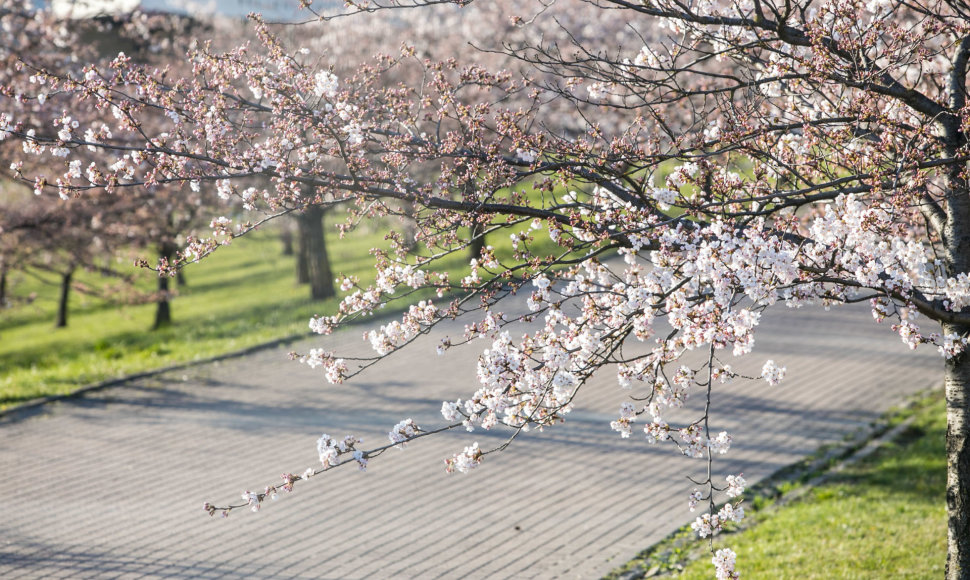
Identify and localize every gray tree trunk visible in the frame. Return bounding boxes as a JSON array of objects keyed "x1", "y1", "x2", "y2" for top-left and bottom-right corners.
[
  {"x1": 944, "y1": 165, "x2": 970, "y2": 578},
  {"x1": 280, "y1": 228, "x2": 294, "y2": 256},
  {"x1": 945, "y1": 334, "x2": 970, "y2": 579},
  {"x1": 296, "y1": 223, "x2": 309, "y2": 285},
  {"x1": 153, "y1": 243, "x2": 176, "y2": 329},
  {"x1": 296, "y1": 206, "x2": 334, "y2": 301},
  {"x1": 55, "y1": 268, "x2": 73, "y2": 328},
  {"x1": 469, "y1": 221, "x2": 486, "y2": 261},
  {"x1": 942, "y1": 56, "x2": 970, "y2": 574},
  {"x1": 463, "y1": 178, "x2": 485, "y2": 261}
]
